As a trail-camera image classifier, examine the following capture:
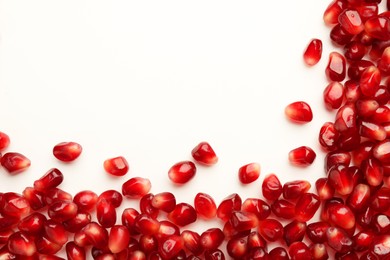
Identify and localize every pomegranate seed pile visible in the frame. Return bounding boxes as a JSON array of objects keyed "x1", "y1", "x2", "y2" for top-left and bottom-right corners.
[{"x1": 2, "y1": 1, "x2": 390, "y2": 260}]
